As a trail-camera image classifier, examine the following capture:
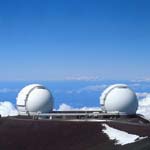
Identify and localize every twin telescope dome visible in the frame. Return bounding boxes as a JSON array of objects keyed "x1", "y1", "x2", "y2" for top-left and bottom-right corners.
[
  {"x1": 16, "y1": 84, "x2": 138, "y2": 115},
  {"x1": 100, "y1": 84, "x2": 138, "y2": 114},
  {"x1": 16, "y1": 84, "x2": 53, "y2": 115}
]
